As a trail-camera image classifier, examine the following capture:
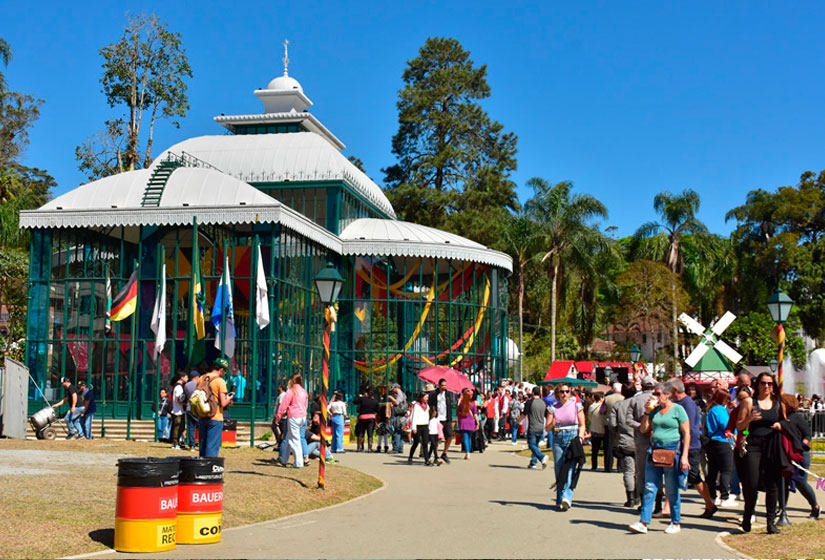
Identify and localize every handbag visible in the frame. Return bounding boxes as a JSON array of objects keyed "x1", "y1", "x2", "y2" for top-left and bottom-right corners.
[{"x1": 651, "y1": 448, "x2": 676, "y2": 468}]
